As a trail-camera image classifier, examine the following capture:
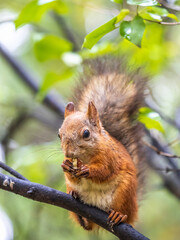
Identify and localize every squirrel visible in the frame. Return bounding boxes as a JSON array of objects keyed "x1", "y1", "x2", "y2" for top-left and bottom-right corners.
[{"x1": 58, "y1": 57, "x2": 147, "y2": 231}]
